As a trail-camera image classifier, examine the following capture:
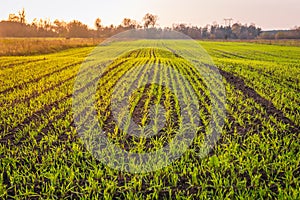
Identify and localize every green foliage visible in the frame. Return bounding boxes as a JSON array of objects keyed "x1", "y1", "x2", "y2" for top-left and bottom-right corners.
[{"x1": 0, "y1": 41, "x2": 299, "y2": 199}]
